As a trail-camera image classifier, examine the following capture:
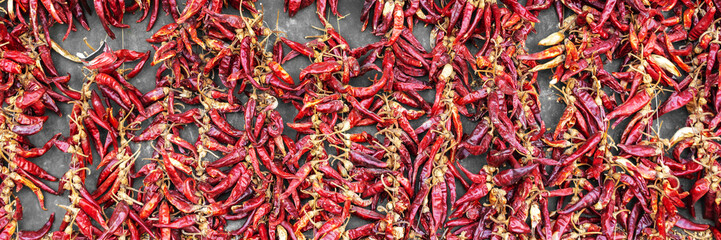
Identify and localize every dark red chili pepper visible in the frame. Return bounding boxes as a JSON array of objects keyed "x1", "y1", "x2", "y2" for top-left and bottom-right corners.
[
  {"x1": 689, "y1": 7, "x2": 716, "y2": 41},
  {"x1": 493, "y1": 163, "x2": 538, "y2": 187},
  {"x1": 559, "y1": 187, "x2": 601, "y2": 214},
  {"x1": 17, "y1": 213, "x2": 53, "y2": 240},
  {"x1": 98, "y1": 202, "x2": 129, "y2": 240}
]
